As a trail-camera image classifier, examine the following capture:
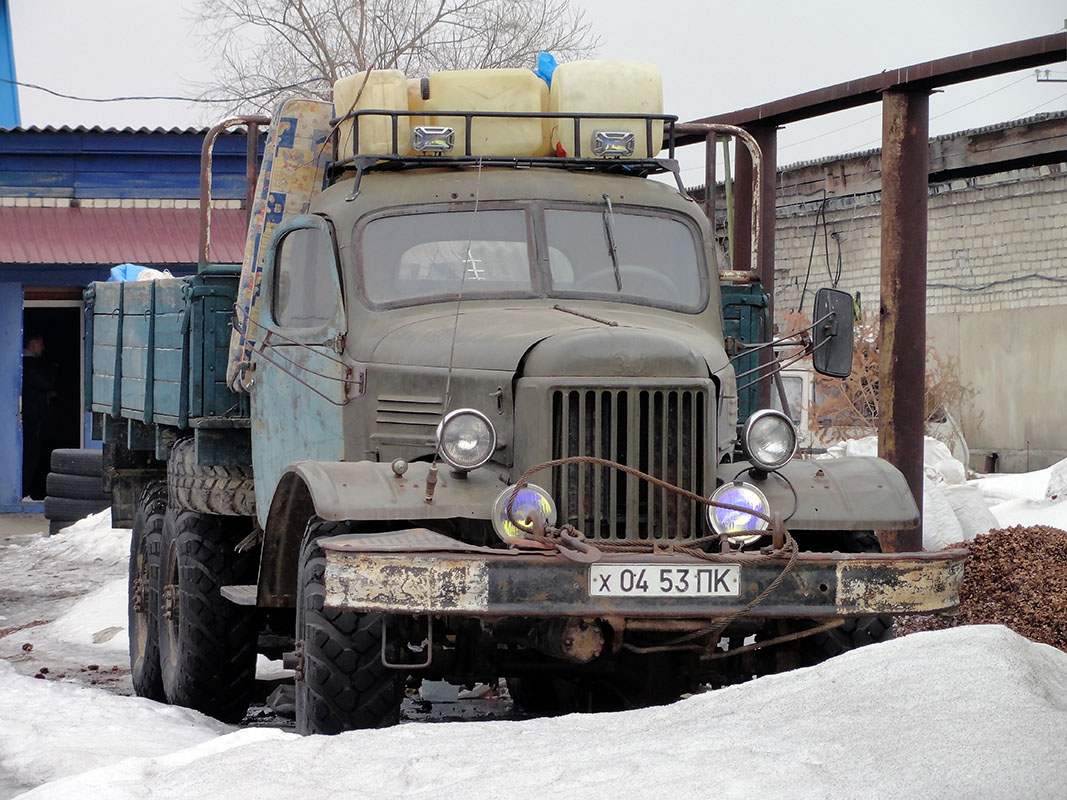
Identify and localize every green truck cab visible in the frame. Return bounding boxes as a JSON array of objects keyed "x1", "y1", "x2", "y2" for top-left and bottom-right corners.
[{"x1": 88, "y1": 101, "x2": 965, "y2": 733}]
